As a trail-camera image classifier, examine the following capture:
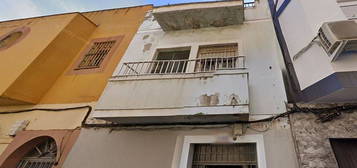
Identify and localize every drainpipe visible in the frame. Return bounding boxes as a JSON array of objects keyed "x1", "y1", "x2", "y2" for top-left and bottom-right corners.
[
  {"x1": 267, "y1": 0, "x2": 301, "y2": 102},
  {"x1": 276, "y1": 0, "x2": 291, "y2": 17}
]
